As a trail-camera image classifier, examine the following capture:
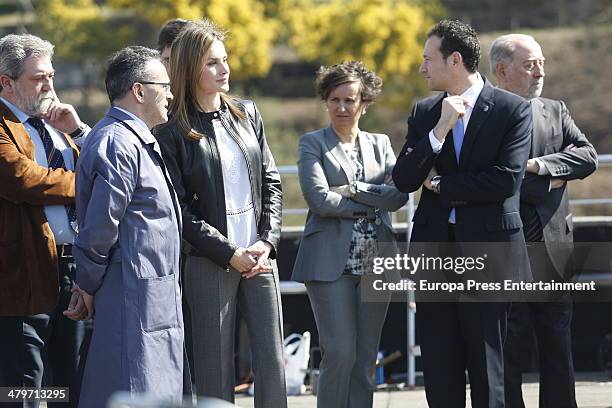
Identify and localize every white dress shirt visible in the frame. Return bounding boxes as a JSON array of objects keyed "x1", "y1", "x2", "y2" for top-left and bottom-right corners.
[
  {"x1": 1, "y1": 96, "x2": 76, "y2": 244},
  {"x1": 428, "y1": 73, "x2": 485, "y2": 153},
  {"x1": 426, "y1": 74, "x2": 485, "y2": 224}
]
